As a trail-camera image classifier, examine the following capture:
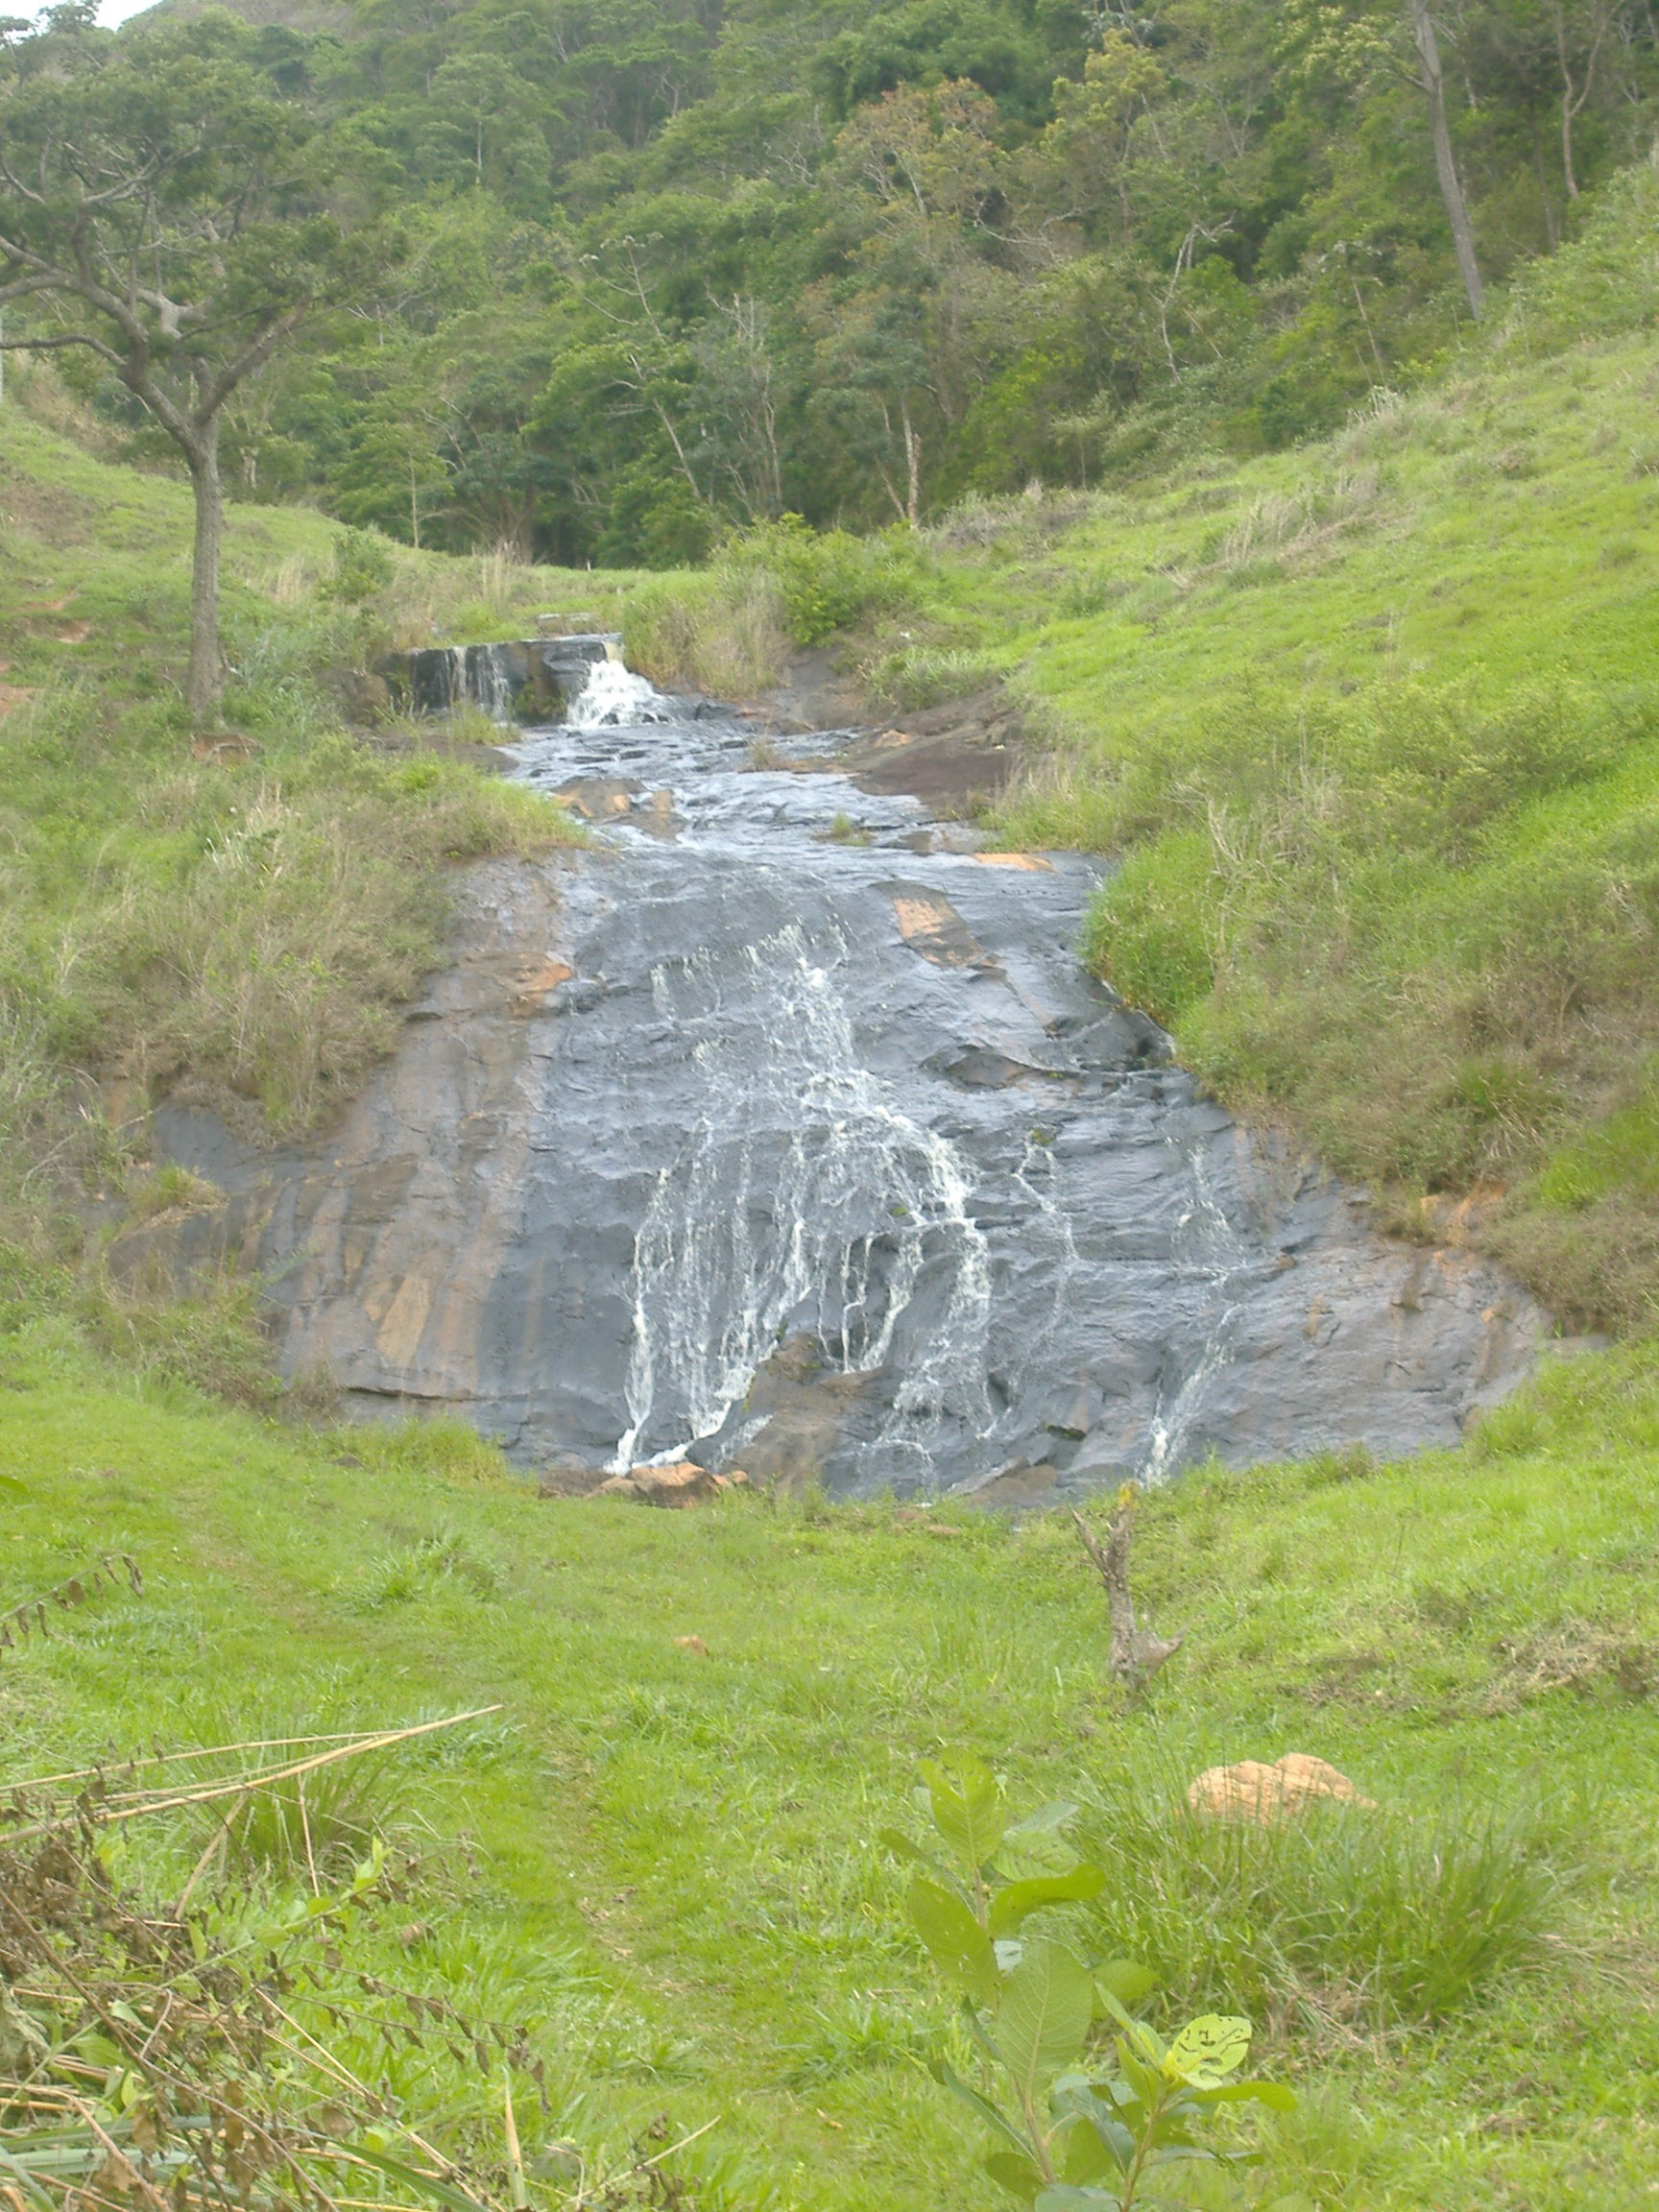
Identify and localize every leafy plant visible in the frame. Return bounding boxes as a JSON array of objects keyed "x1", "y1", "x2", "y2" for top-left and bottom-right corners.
[
  {"x1": 325, "y1": 527, "x2": 397, "y2": 606},
  {"x1": 887, "y1": 1753, "x2": 1292, "y2": 2208}
]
